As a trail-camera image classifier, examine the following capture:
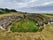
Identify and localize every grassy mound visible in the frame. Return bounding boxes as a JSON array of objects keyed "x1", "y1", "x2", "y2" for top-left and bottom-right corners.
[
  {"x1": 41, "y1": 24, "x2": 53, "y2": 40},
  {"x1": 0, "y1": 29, "x2": 41, "y2": 40},
  {"x1": 10, "y1": 19, "x2": 41, "y2": 32}
]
